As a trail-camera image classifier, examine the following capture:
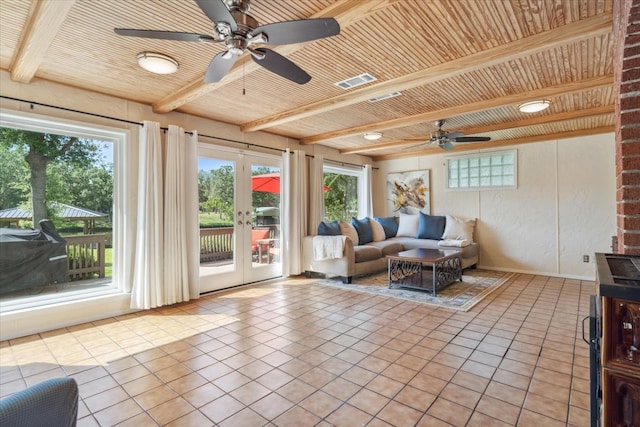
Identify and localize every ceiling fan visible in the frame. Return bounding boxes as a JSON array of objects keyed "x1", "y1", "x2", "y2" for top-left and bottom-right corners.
[
  {"x1": 403, "y1": 119, "x2": 491, "y2": 151},
  {"x1": 114, "y1": 0, "x2": 340, "y2": 84}
]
